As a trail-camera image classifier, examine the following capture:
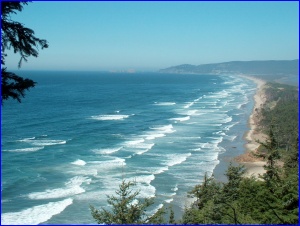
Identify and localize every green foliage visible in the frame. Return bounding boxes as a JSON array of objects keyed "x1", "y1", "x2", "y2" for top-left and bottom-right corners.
[
  {"x1": 182, "y1": 165, "x2": 248, "y2": 224},
  {"x1": 1, "y1": 68, "x2": 35, "y2": 103},
  {"x1": 260, "y1": 83, "x2": 298, "y2": 149},
  {"x1": 1, "y1": 1, "x2": 48, "y2": 104},
  {"x1": 168, "y1": 206, "x2": 176, "y2": 224},
  {"x1": 222, "y1": 163, "x2": 245, "y2": 201},
  {"x1": 283, "y1": 137, "x2": 299, "y2": 173},
  {"x1": 187, "y1": 173, "x2": 221, "y2": 209},
  {"x1": 90, "y1": 180, "x2": 166, "y2": 224},
  {"x1": 182, "y1": 129, "x2": 298, "y2": 224},
  {"x1": 255, "y1": 127, "x2": 282, "y2": 187}
]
